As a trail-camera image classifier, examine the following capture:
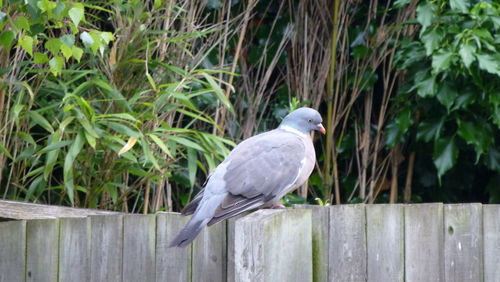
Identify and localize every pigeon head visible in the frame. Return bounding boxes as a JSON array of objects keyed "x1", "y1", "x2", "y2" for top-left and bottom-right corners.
[{"x1": 279, "y1": 107, "x2": 325, "y2": 135}]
